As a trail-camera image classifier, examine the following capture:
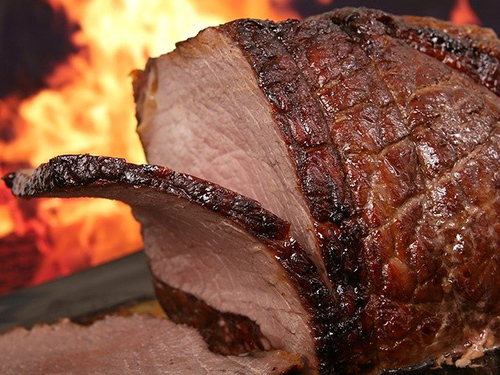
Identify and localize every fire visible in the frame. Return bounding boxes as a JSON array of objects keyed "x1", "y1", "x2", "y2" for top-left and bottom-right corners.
[
  {"x1": 0, "y1": 0, "x2": 297, "y2": 294},
  {"x1": 450, "y1": 0, "x2": 481, "y2": 26}
]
